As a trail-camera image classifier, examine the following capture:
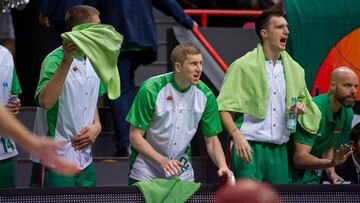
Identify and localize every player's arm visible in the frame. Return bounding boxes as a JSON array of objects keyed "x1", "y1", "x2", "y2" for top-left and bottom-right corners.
[
  {"x1": 220, "y1": 111, "x2": 252, "y2": 162},
  {"x1": 71, "y1": 108, "x2": 102, "y2": 150},
  {"x1": 0, "y1": 105, "x2": 79, "y2": 175},
  {"x1": 293, "y1": 142, "x2": 332, "y2": 169},
  {"x1": 39, "y1": 41, "x2": 78, "y2": 109},
  {"x1": 204, "y1": 135, "x2": 233, "y2": 182},
  {"x1": 129, "y1": 126, "x2": 182, "y2": 176}
]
